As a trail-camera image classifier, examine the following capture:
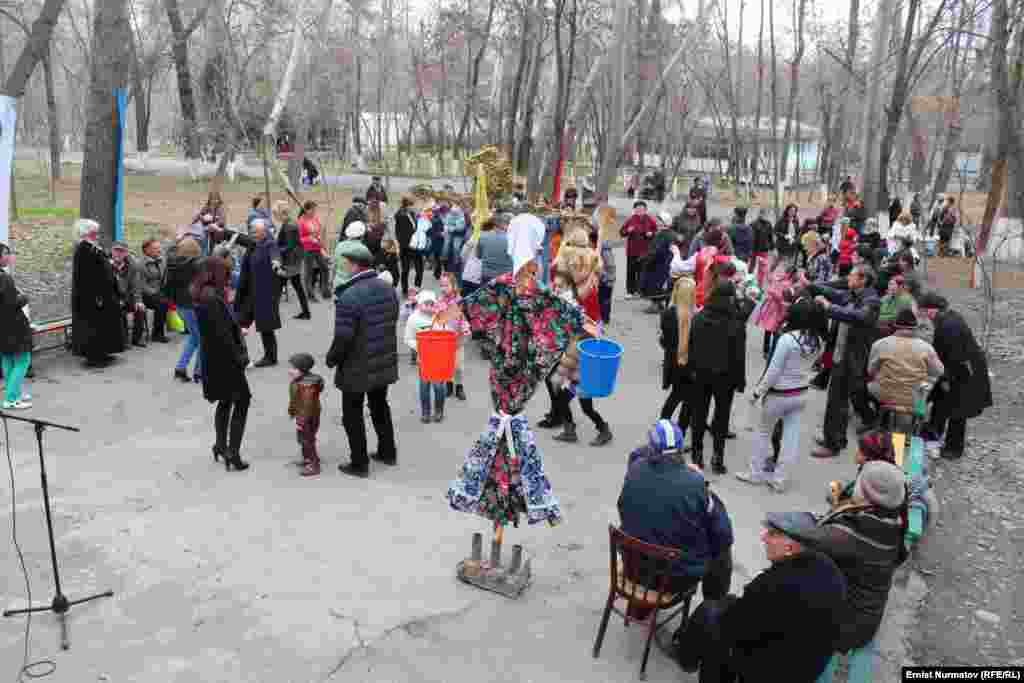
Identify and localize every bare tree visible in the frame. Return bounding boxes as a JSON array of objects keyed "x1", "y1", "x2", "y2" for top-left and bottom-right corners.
[
  {"x1": 990, "y1": 0, "x2": 1024, "y2": 218},
  {"x1": 163, "y1": 0, "x2": 209, "y2": 163},
  {"x1": 0, "y1": 0, "x2": 67, "y2": 98},
  {"x1": 80, "y1": 0, "x2": 133, "y2": 245}
]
